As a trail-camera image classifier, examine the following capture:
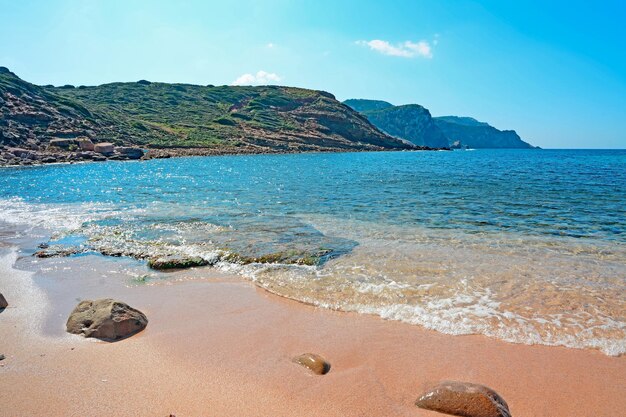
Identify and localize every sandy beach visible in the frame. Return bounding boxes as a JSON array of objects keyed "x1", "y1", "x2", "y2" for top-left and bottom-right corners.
[{"x1": 1, "y1": 241, "x2": 624, "y2": 417}]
